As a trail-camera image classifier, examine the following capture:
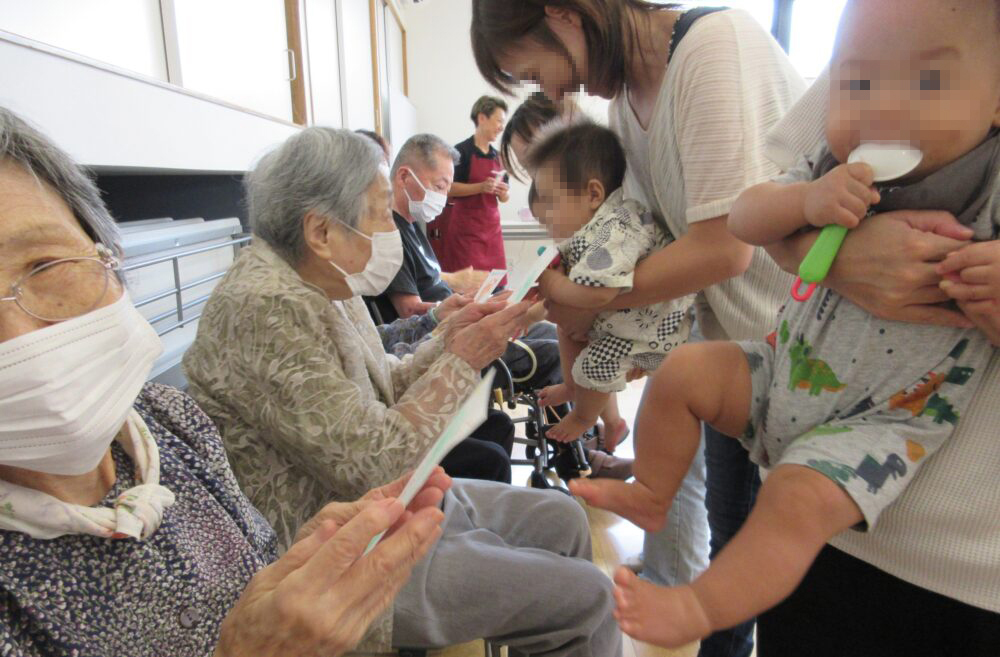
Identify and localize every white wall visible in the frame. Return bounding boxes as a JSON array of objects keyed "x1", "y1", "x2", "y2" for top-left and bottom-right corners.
[
  {"x1": 0, "y1": 36, "x2": 299, "y2": 171},
  {"x1": 402, "y1": 1, "x2": 608, "y2": 228},
  {"x1": 402, "y1": 1, "x2": 525, "y2": 224}
]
